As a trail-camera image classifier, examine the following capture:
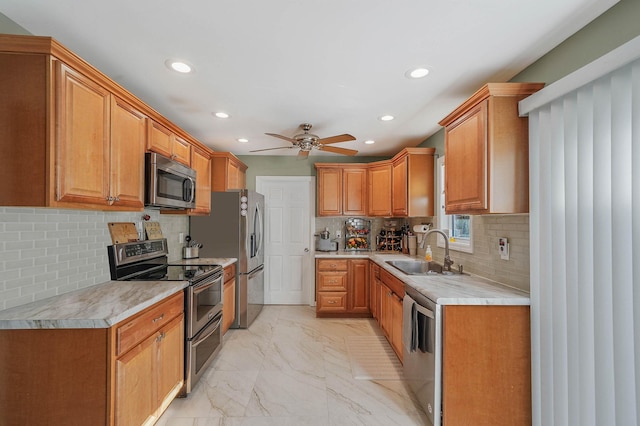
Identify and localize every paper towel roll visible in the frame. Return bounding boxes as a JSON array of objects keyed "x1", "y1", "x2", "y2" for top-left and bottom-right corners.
[{"x1": 413, "y1": 224, "x2": 430, "y2": 233}]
